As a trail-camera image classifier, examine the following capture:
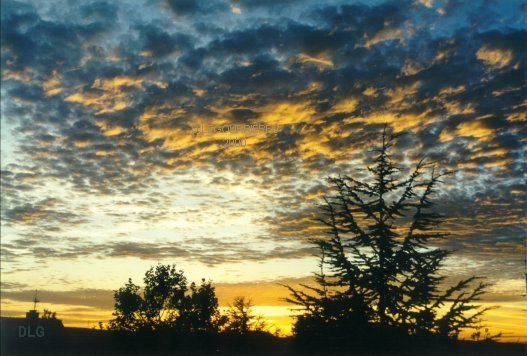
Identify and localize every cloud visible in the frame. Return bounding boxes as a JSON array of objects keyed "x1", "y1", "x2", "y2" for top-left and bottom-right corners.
[
  {"x1": 0, "y1": 0, "x2": 525, "y2": 305},
  {"x1": 1, "y1": 288, "x2": 114, "y2": 310}
]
